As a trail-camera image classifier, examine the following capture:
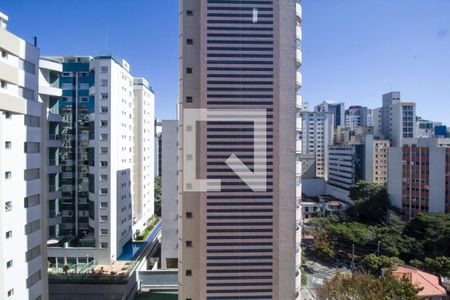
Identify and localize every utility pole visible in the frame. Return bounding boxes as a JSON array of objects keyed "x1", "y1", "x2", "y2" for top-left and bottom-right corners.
[{"x1": 351, "y1": 244, "x2": 355, "y2": 270}]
